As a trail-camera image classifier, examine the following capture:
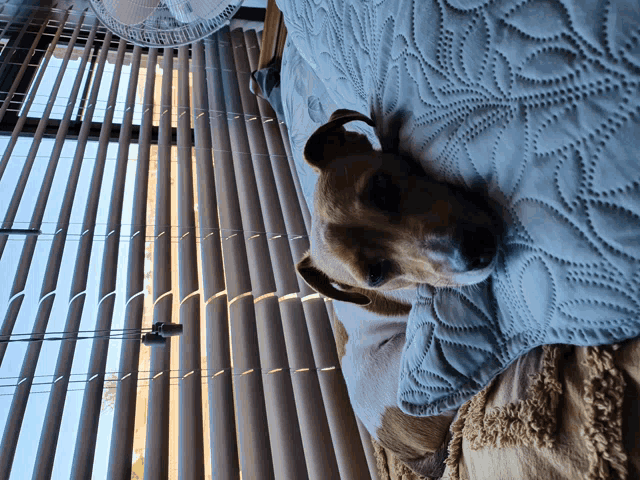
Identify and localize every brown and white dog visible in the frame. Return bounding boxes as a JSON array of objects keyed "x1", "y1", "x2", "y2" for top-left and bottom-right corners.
[
  {"x1": 295, "y1": 109, "x2": 503, "y2": 476},
  {"x1": 296, "y1": 109, "x2": 503, "y2": 308}
]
